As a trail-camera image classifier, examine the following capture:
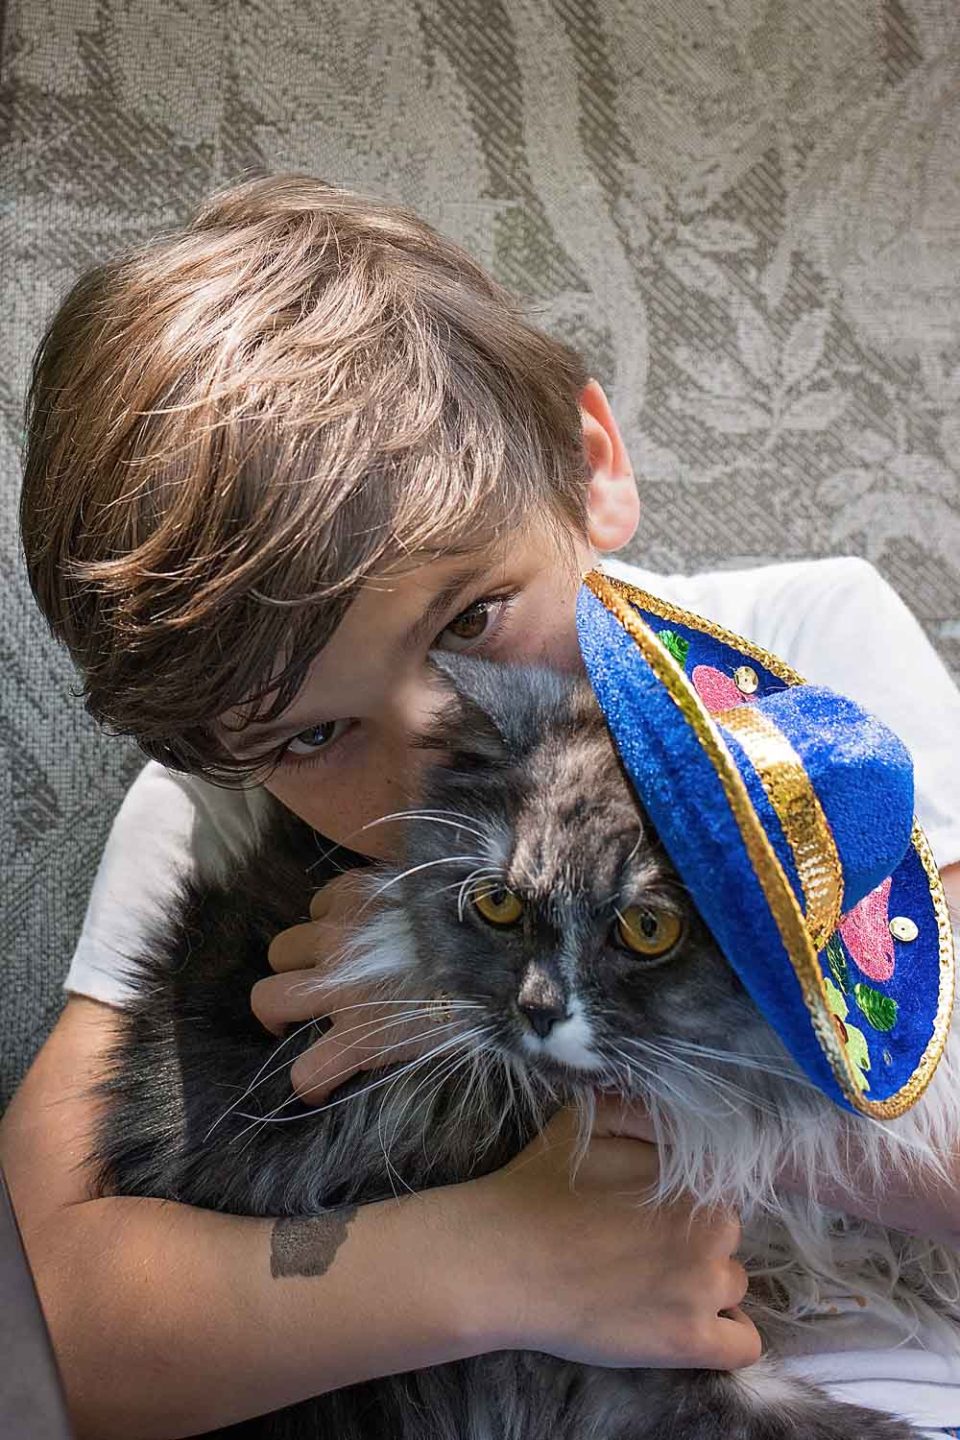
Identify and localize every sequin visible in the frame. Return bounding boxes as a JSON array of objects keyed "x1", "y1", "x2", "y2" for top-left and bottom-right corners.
[
  {"x1": 734, "y1": 665, "x2": 760, "y2": 694},
  {"x1": 889, "y1": 915, "x2": 919, "y2": 943}
]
